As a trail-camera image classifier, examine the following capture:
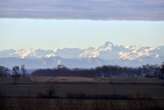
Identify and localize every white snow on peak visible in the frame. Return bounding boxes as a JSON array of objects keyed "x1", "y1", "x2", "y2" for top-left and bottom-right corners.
[
  {"x1": 15, "y1": 49, "x2": 56, "y2": 59},
  {"x1": 119, "y1": 47, "x2": 156, "y2": 60},
  {"x1": 80, "y1": 47, "x2": 100, "y2": 58},
  {"x1": 16, "y1": 49, "x2": 35, "y2": 59},
  {"x1": 98, "y1": 41, "x2": 113, "y2": 51},
  {"x1": 0, "y1": 41, "x2": 163, "y2": 64}
]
